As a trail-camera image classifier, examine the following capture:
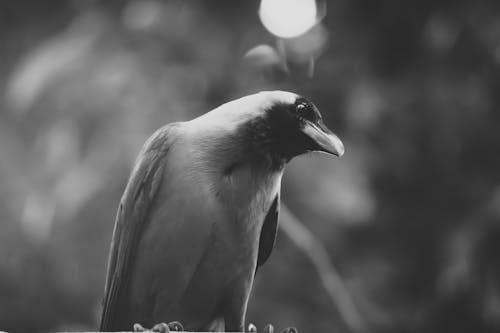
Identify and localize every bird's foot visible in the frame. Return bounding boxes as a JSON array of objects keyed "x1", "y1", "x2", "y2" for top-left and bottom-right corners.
[
  {"x1": 281, "y1": 328, "x2": 298, "y2": 333},
  {"x1": 134, "y1": 323, "x2": 146, "y2": 332},
  {"x1": 133, "y1": 321, "x2": 184, "y2": 333},
  {"x1": 247, "y1": 323, "x2": 297, "y2": 333},
  {"x1": 166, "y1": 321, "x2": 184, "y2": 331},
  {"x1": 152, "y1": 323, "x2": 169, "y2": 333}
]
